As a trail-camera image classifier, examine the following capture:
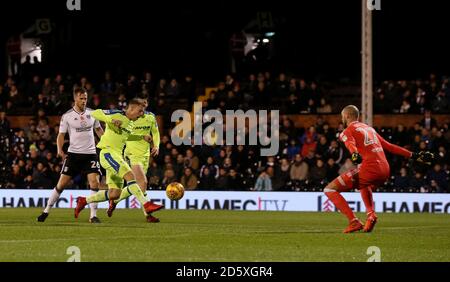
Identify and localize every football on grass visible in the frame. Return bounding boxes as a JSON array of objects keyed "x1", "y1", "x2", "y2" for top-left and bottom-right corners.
[{"x1": 166, "y1": 182, "x2": 185, "y2": 201}]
